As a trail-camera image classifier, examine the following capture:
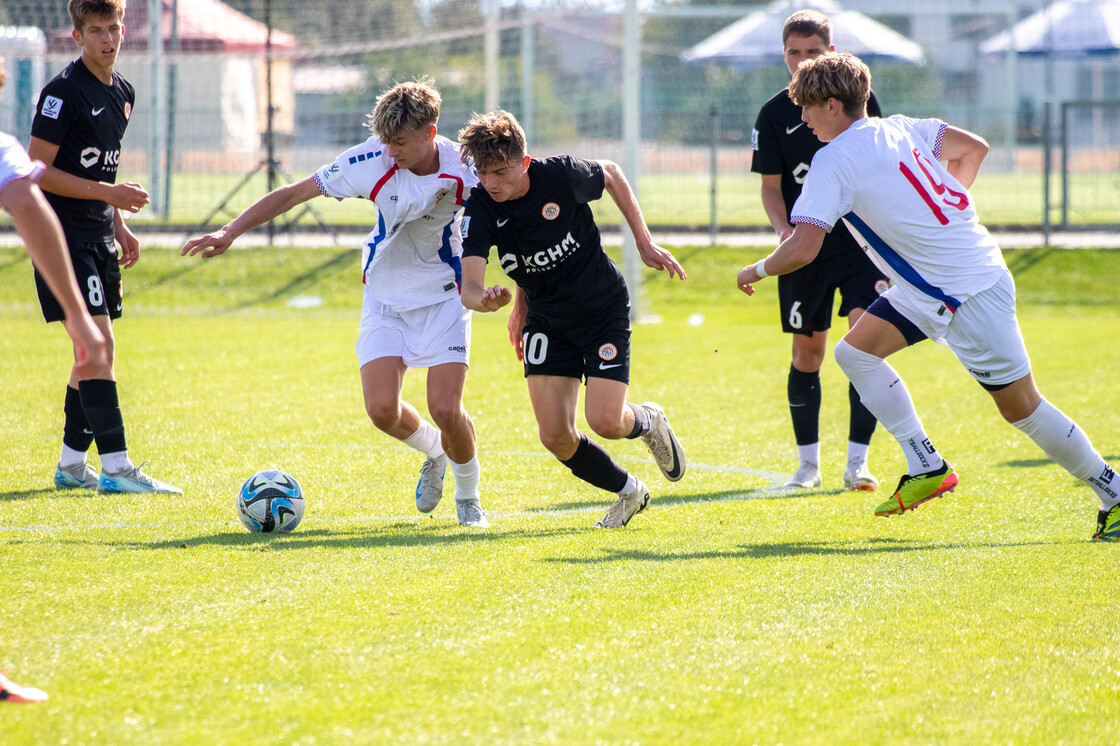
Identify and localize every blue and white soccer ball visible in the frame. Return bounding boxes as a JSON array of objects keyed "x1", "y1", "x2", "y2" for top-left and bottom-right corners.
[{"x1": 236, "y1": 469, "x2": 305, "y2": 533}]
